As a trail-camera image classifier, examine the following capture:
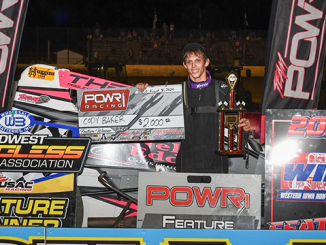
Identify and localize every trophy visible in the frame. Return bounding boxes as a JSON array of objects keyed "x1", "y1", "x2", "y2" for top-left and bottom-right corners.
[{"x1": 217, "y1": 71, "x2": 246, "y2": 157}]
